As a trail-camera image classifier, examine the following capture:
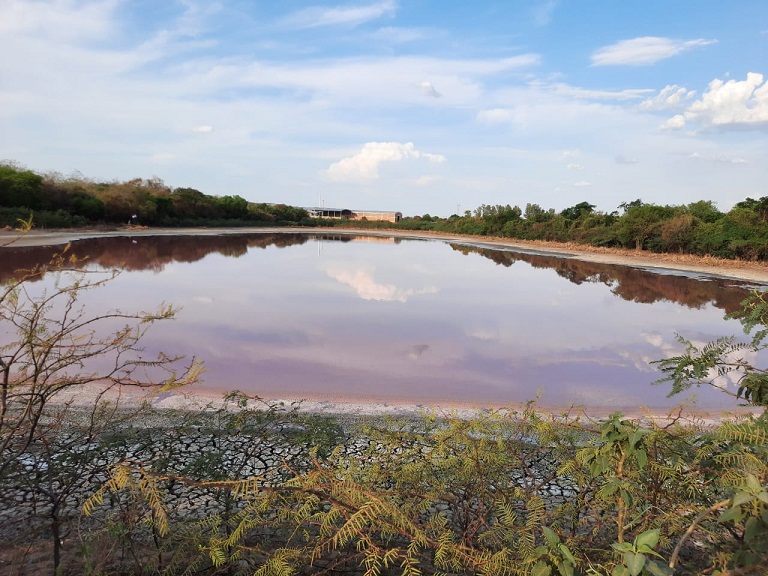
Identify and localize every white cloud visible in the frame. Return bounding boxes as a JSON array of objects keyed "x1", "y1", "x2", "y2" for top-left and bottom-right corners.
[
  {"x1": 532, "y1": 0, "x2": 558, "y2": 26},
  {"x1": 640, "y1": 85, "x2": 696, "y2": 111},
  {"x1": 643, "y1": 333, "x2": 664, "y2": 348},
  {"x1": 547, "y1": 82, "x2": 653, "y2": 101},
  {"x1": 661, "y1": 114, "x2": 686, "y2": 130},
  {"x1": 678, "y1": 72, "x2": 768, "y2": 128},
  {"x1": 419, "y1": 81, "x2": 441, "y2": 98},
  {"x1": 688, "y1": 152, "x2": 747, "y2": 164},
  {"x1": 591, "y1": 37, "x2": 717, "y2": 66},
  {"x1": 217, "y1": 54, "x2": 538, "y2": 108},
  {"x1": 411, "y1": 175, "x2": 441, "y2": 186},
  {"x1": 406, "y1": 344, "x2": 430, "y2": 360},
  {"x1": 192, "y1": 125, "x2": 214, "y2": 133},
  {"x1": 282, "y1": 1, "x2": 397, "y2": 29},
  {"x1": 477, "y1": 108, "x2": 516, "y2": 124},
  {"x1": 325, "y1": 142, "x2": 446, "y2": 182},
  {"x1": 0, "y1": 0, "x2": 117, "y2": 42},
  {"x1": 566, "y1": 163, "x2": 583, "y2": 170},
  {"x1": 151, "y1": 152, "x2": 177, "y2": 163},
  {"x1": 372, "y1": 26, "x2": 440, "y2": 43},
  {"x1": 573, "y1": 180, "x2": 591, "y2": 187}
]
